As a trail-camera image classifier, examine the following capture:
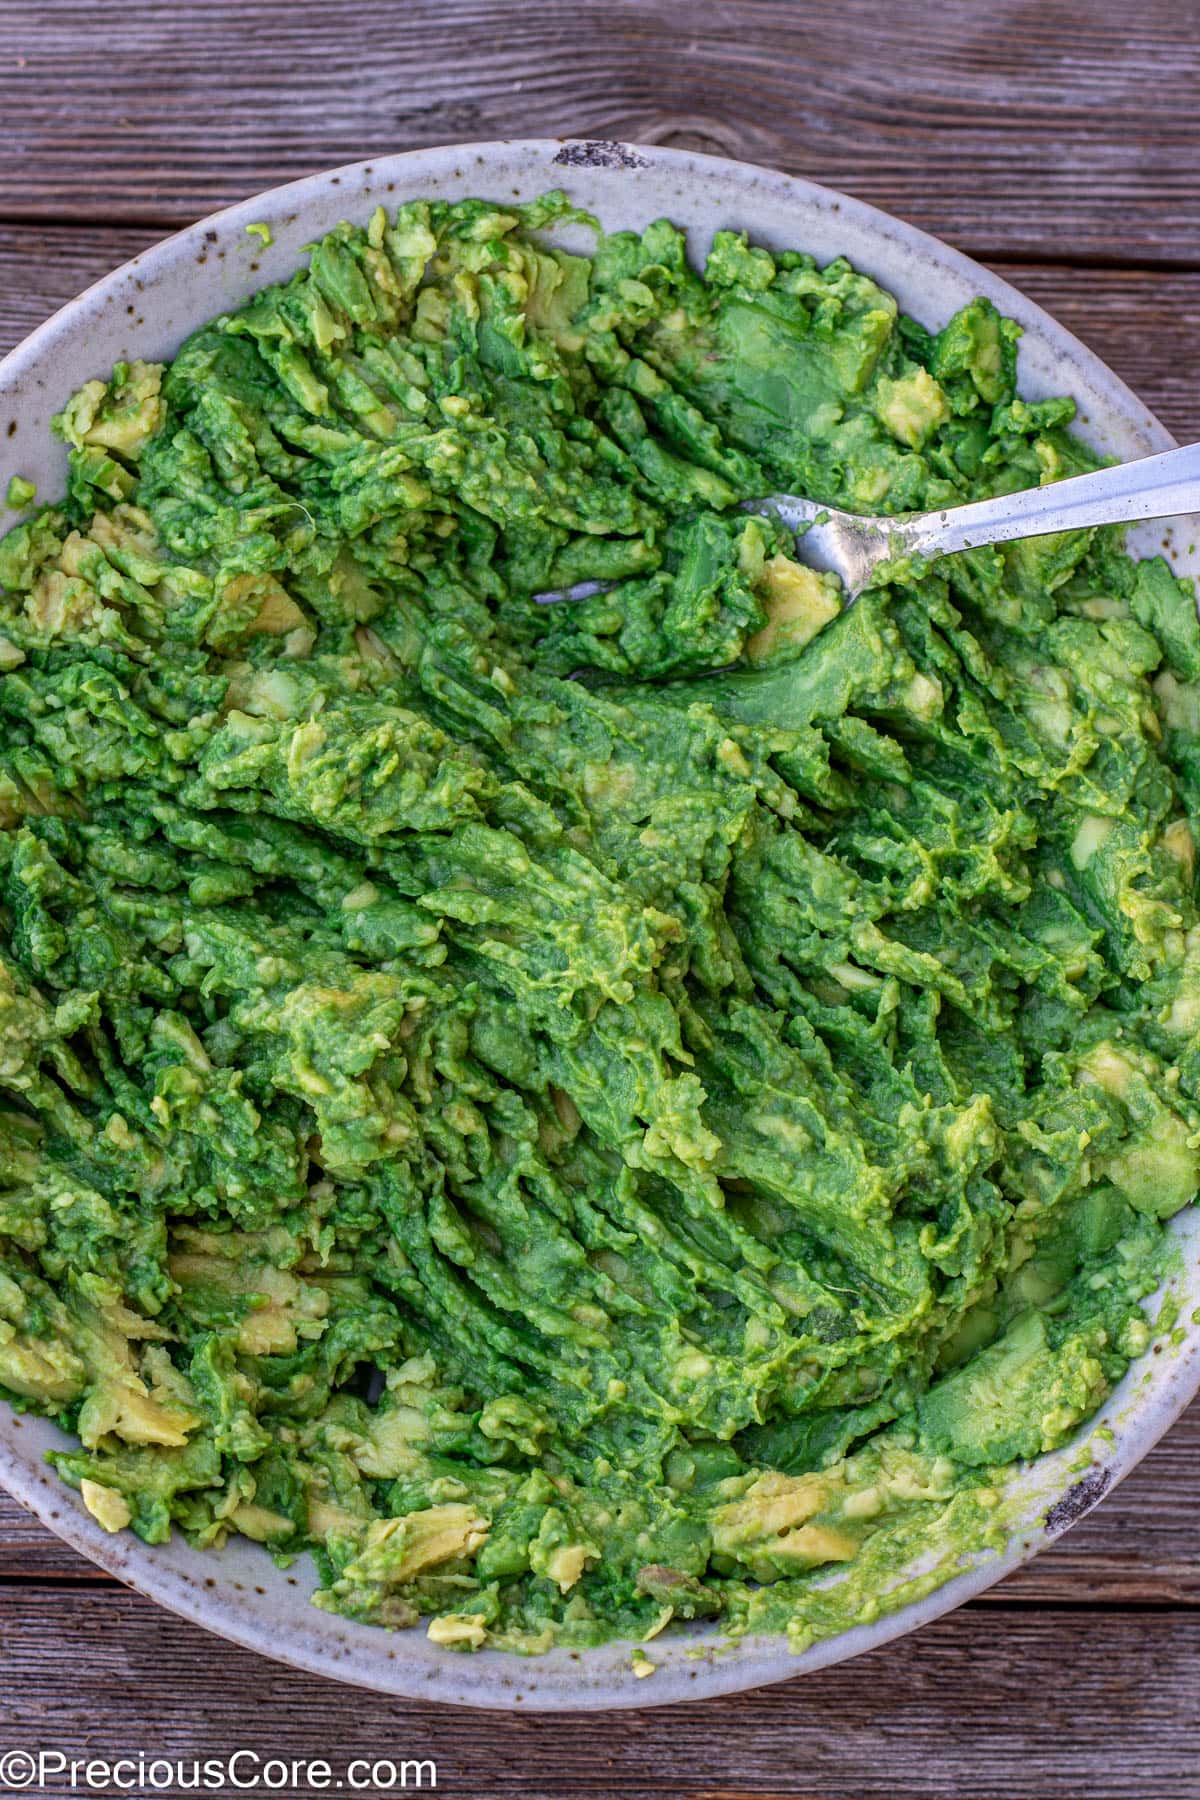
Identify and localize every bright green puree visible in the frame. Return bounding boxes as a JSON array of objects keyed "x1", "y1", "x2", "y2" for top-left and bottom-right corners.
[{"x1": 0, "y1": 193, "x2": 1197, "y2": 1656}]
